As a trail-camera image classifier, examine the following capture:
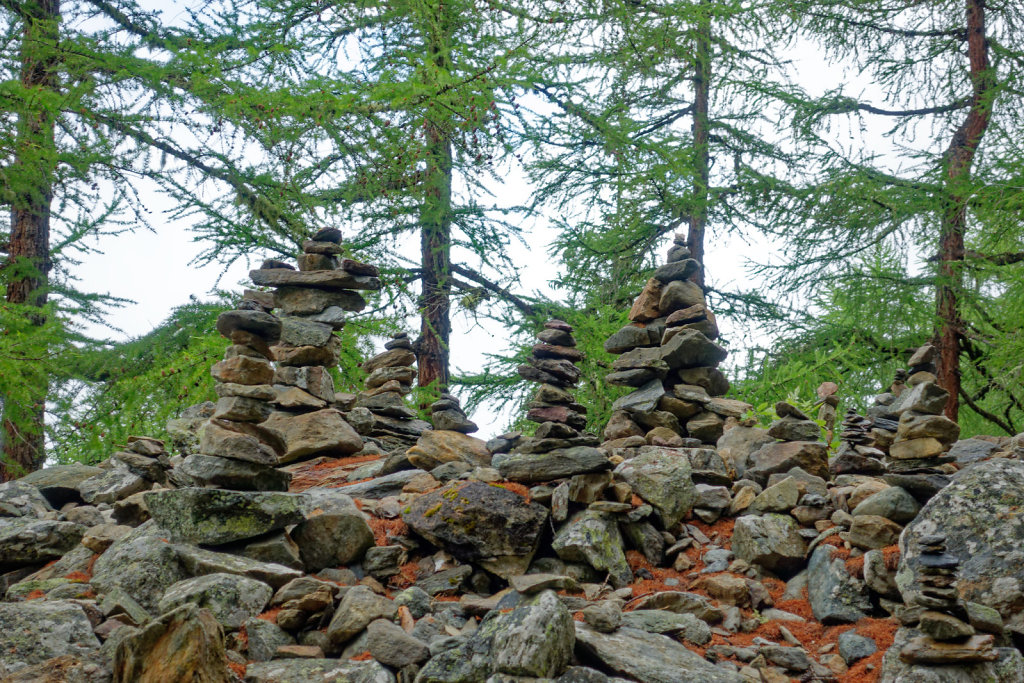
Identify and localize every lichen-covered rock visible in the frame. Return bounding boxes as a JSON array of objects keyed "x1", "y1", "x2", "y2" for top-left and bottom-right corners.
[
  {"x1": 144, "y1": 488, "x2": 306, "y2": 545},
  {"x1": 731, "y1": 514, "x2": 807, "y2": 573},
  {"x1": 0, "y1": 479, "x2": 54, "y2": 517},
  {"x1": 553, "y1": 510, "x2": 632, "y2": 588},
  {"x1": 177, "y1": 454, "x2": 291, "y2": 492},
  {"x1": 326, "y1": 585, "x2": 397, "y2": 647},
  {"x1": 0, "y1": 517, "x2": 85, "y2": 570},
  {"x1": 112, "y1": 604, "x2": 232, "y2": 683},
  {"x1": 898, "y1": 459, "x2": 1024, "y2": 635},
  {"x1": 291, "y1": 489, "x2": 374, "y2": 572},
  {"x1": 492, "y1": 590, "x2": 575, "y2": 677},
  {"x1": 0, "y1": 601, "x2": 101, "y2": 675},
  {"x1": 498, "y1": 447, "x2": 610, "y2": 483},
  {"x1": 172, "y1": 544, "x2": 302, "y2": 588},
  {"x1": 243, "y1": 617, "x2": 294, "y2": 662},
  {"x1": 744, "y1": 441, "x2": 829, "y2": 485},
  {"x1": 613, "y1": 448, "x2": 695, "y2": 528},
  {"x1": 807, "y1": 545, "x2": 870, "y2": 625},
  {"x1": 402, "y1": 481, "x2": 548, "y2": 579},
  {"x1": 78, "y1": 466, "x2": 149, "y2": 505},
  {"x1": 19, "y1": 464, "x2": 103, "y2": 507},
  {"x1": 573, "y1": 624, "x2": 744, "y2": 683},
  {"x1": 91, "y1": 524, "x2": 188, "y2": 614},
  {"x1": 157, "y1": 573, "x2": 272, "y2": 629}
]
